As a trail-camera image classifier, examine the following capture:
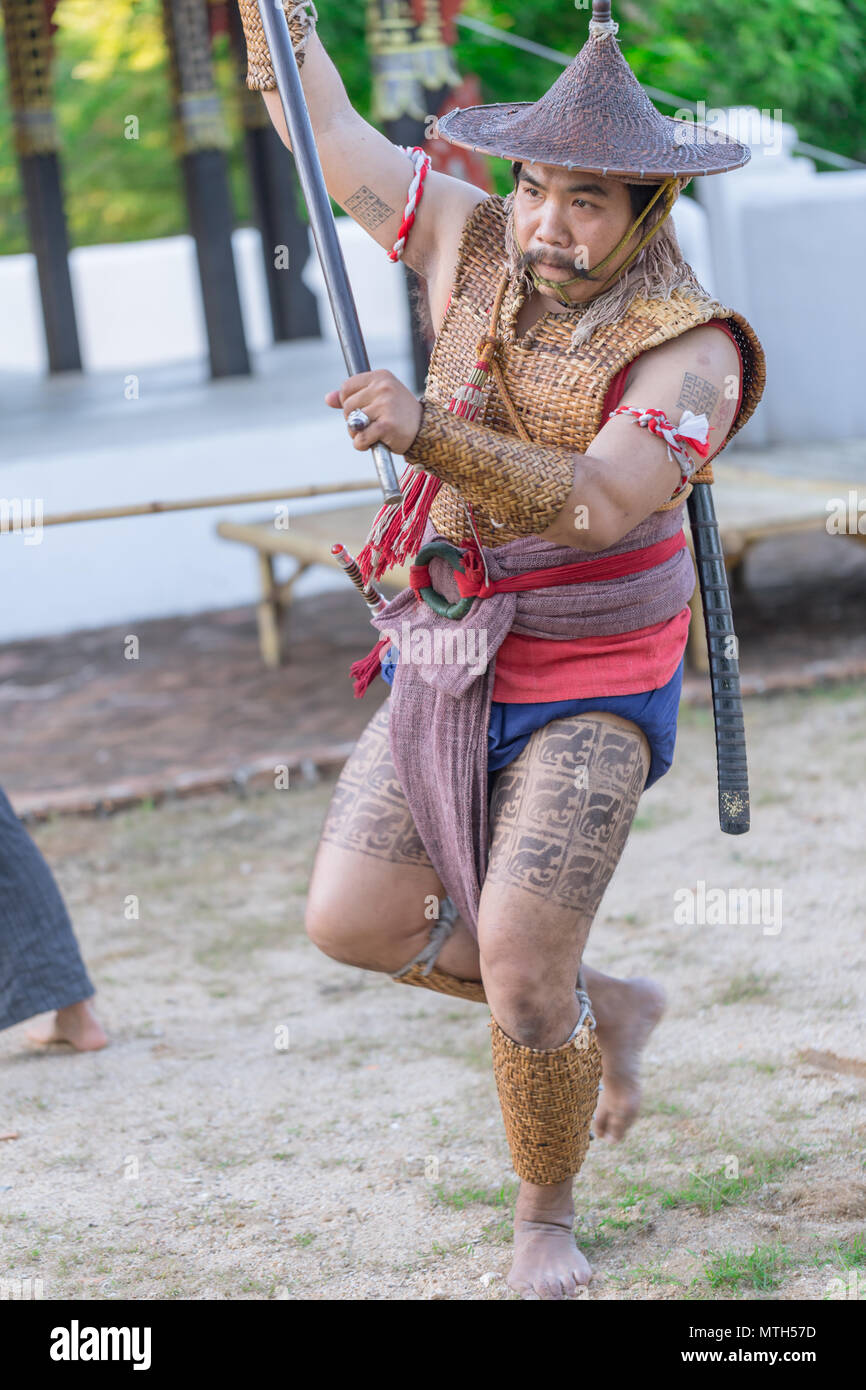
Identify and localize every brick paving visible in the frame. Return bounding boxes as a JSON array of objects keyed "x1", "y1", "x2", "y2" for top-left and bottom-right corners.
[{"x1": 2, "y1": 527, "x2": 865, "y2": 819}]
